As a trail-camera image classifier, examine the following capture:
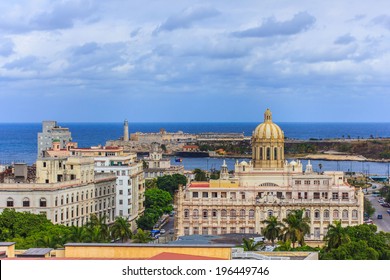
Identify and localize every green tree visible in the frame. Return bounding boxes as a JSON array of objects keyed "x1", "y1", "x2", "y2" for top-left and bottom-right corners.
[
  {"x1": 324, "y1": 220, "x2": 350, "y2": 250},
  {"x1": 156, "y1": 175, "x2": 178, "y2": 195},
  {"x1": 68, "y1": 226, "x2": 87, "y2": 243},
  {"x1": 132, "y1": 229, "x2": 153, "y2": 243},
  {"x1": 86, "y1": 214, "x2": 110, "y2": 242},
  {"x1": 193, "y1": 168, "x2": 207, "y2": 181},
  {"x1": 110, "y1": 216, "x2": 132, "y2": 243},
  {"x1": 281, "y1": 209, "x2": 310, "y2": 248},
  {"x1": 145, "y1": 178, "x2": 157, "y2": 189},
  {"x1": 242, "y1": 238, "x2": 264, "y2": 251},
  {"x1": 144, "y1": 188, "x2": 173, "y2": 213},
  {"x1": 172, "y1": 173, "x2": 187, "y2": 187},
  {"x1": 262, "y1": 216, "x2": 284, "y2": 246},
  {"x1": 364, "y1": 197, "x2": 375, "y2": 218},
  {"x1": 321, "y1": 240, "x2": 379, "y2": 260}
]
